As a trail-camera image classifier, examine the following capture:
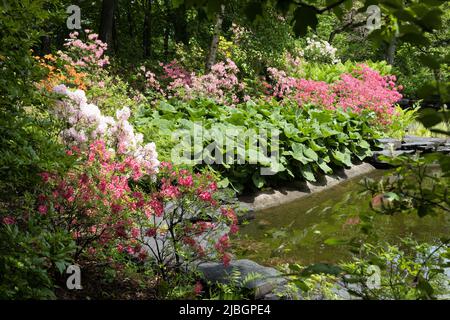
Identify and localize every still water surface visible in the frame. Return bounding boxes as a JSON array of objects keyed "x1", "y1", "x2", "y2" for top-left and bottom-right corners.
[{"x1": 235, "y1": 170, "x2": 450, "y2": 266}]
